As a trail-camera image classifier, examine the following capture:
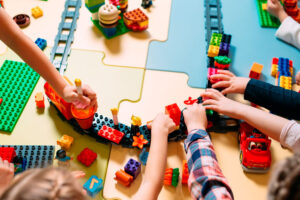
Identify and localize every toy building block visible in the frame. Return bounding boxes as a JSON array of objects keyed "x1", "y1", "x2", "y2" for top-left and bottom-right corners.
[
  {"x1": 249, "y1": 63, "x2": 264, "y2": 79},
  {"x1": 139, "y1": 148, "x2": 149, "y2": 165},
  {"x1": 210, "y1": 33, "x2": 223, "y2": 46},
  {"x1": 83, "y1": 175, "x2": 103, "y2": 197},
  {"x1": 35, "y1": 38, "x2": 47, "y2": 51},
  {"x1": 164, "y1": 168, "x2": 179, "y2": 186},
  {"x1": 208, "y1": 67, "x2": 220, "y2": 84},
  {"x1": 262, "y1": 3, "x2": 268, "y2": 10},
  {"x1": 123, "y1": 8, "x2": 149, "y2": 31},
  {"x1": 57, "y1": 135, "x2": 74, "y2": 150},
  {"x1": 214, "y1": 56, "x2": 231, "y2": 69},
  {"x1": 77, "y1": 148, "x2": 97, "y2": 167},
  {"x1": 35, "y1": 92, "x2": 45, "y2": 108},
  {"x1": 114, "y1": 169, "x2": 133, "y2": 186},
  {"x1": 110, "y1": 108, "x2": 119, "y2": 126},
  {"x1": 0, "y1": 98, "x2": 2, "y2": 106},
  {"x1": 207, "y1": 45, "x2": 220, "y2": 57},
  {"x1": 85, "y1": 0, "x2": 105, "y2": 12},
  {"x1": 271, "y1": 57, "x2": 279, "y2": 77},
  {"x1": 0, "y1": 147, "x2": 16, "y2": 162},
  {"x1": 172, "y1": 168, "x2": 180, "y2": 187},
  {"x1": 98, "y1": 125, "x2": 125, "y2": 144},
  {"x1": 13, "y1": 14, "x2": 31, "y2": 28},
  {"x1": 165, "y1": 103, "x2": 181, "y2": 128},
  {"x1": 0, "y1": 60, "x2": 40, "y2": 133},
  {"x1": 124, "y1": 158, "x2": 141, "y2": 179},
  {"x1": 182, "y1": 160, "x2": 189, "y2": 184},
  {"x1": 110, "y1": 0, "x2": 128, "y2": 12},
  {"x1": 132, "y1": 134, "x2": 148, "y2": 149},
  {"x1": 256, "y1": 0, "x2": 280, "y2": 28},
  {"x1": 31, "y1": 6, "x2": 43, "y2": 18}
]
